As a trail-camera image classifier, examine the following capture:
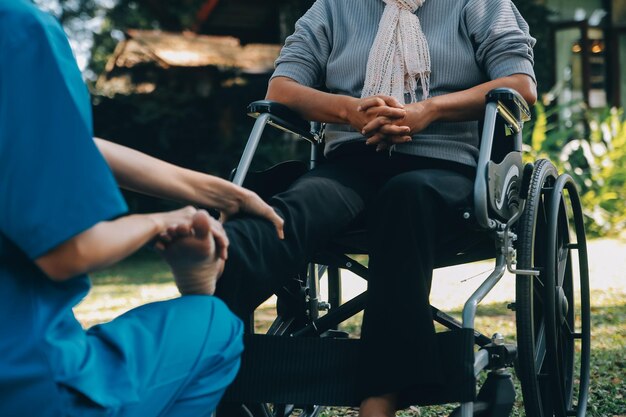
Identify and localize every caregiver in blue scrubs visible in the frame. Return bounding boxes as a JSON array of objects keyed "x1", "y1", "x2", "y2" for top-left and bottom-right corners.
[{"x1": 0, "y1": 1, "x2": 284, "y2": 416}]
